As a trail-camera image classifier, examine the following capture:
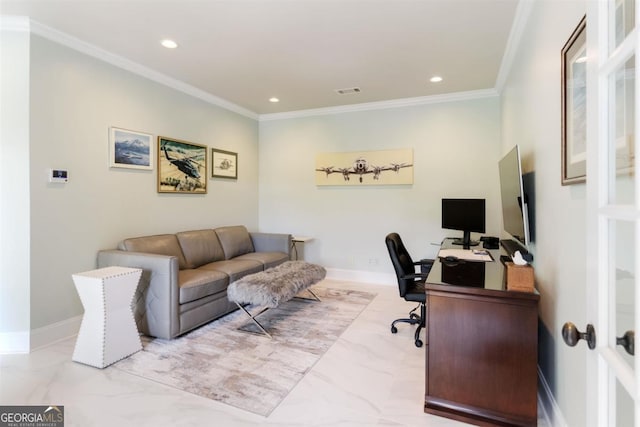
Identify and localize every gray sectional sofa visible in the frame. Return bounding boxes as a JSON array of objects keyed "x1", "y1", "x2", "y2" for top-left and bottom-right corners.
[{"x1": 97, "y1": 225, "x2": 291, "y2": 339}]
